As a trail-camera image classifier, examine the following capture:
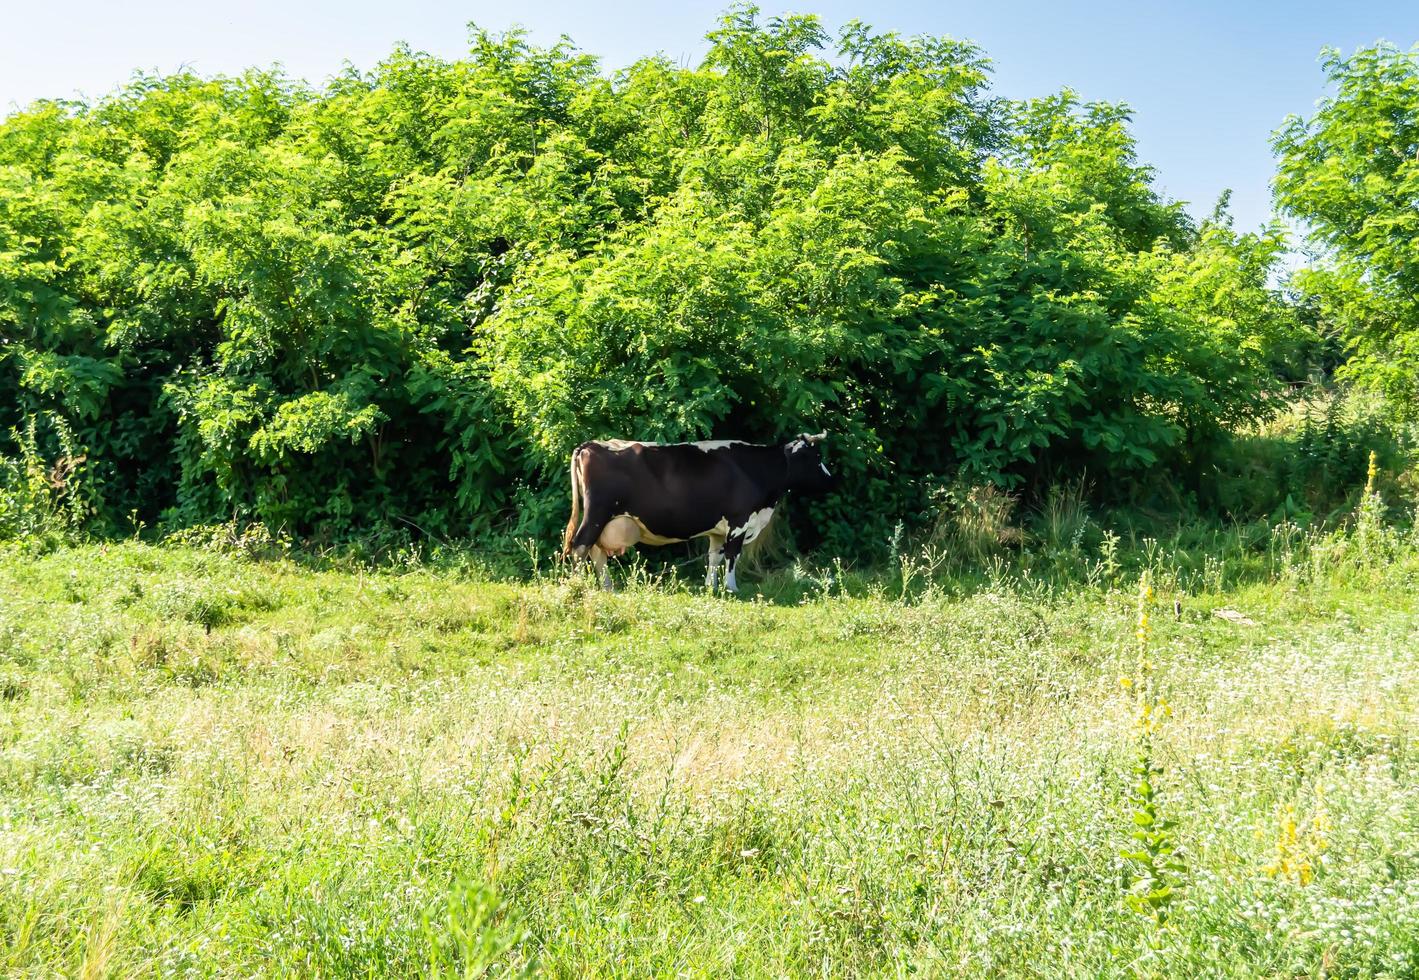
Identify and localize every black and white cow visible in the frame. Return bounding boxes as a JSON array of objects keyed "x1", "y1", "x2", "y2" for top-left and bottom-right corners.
[{"x1": 562, "y1": 433, "x2": 837, "y2": 591}]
